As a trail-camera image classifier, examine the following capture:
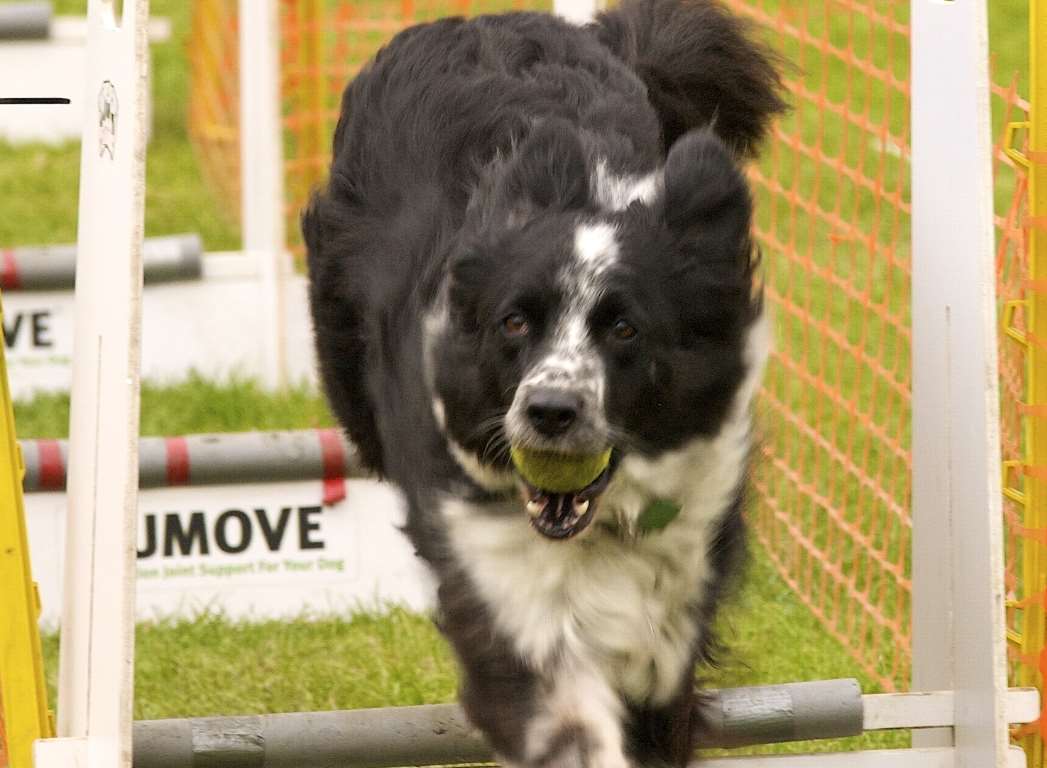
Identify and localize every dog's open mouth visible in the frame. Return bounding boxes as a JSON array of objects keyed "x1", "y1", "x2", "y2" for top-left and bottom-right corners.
[{"x1": 517, "y1": 465, "x2": 614, "y2": 540}]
